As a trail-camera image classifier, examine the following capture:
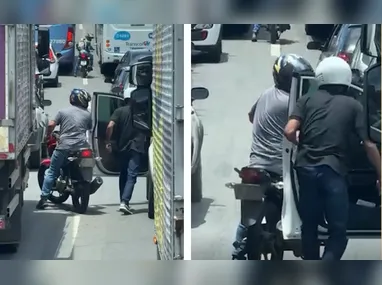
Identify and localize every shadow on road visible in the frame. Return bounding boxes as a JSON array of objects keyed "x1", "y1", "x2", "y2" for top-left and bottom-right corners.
[
  {"x1": 0, "y1": 200, "x2": 71, "y2": 260},
  {"x1": 278, "y1": 38, "x2": 299, "y2": 45},
  {"x1": 191, "y1": 198, "x2": 214, "y2": 228}
]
